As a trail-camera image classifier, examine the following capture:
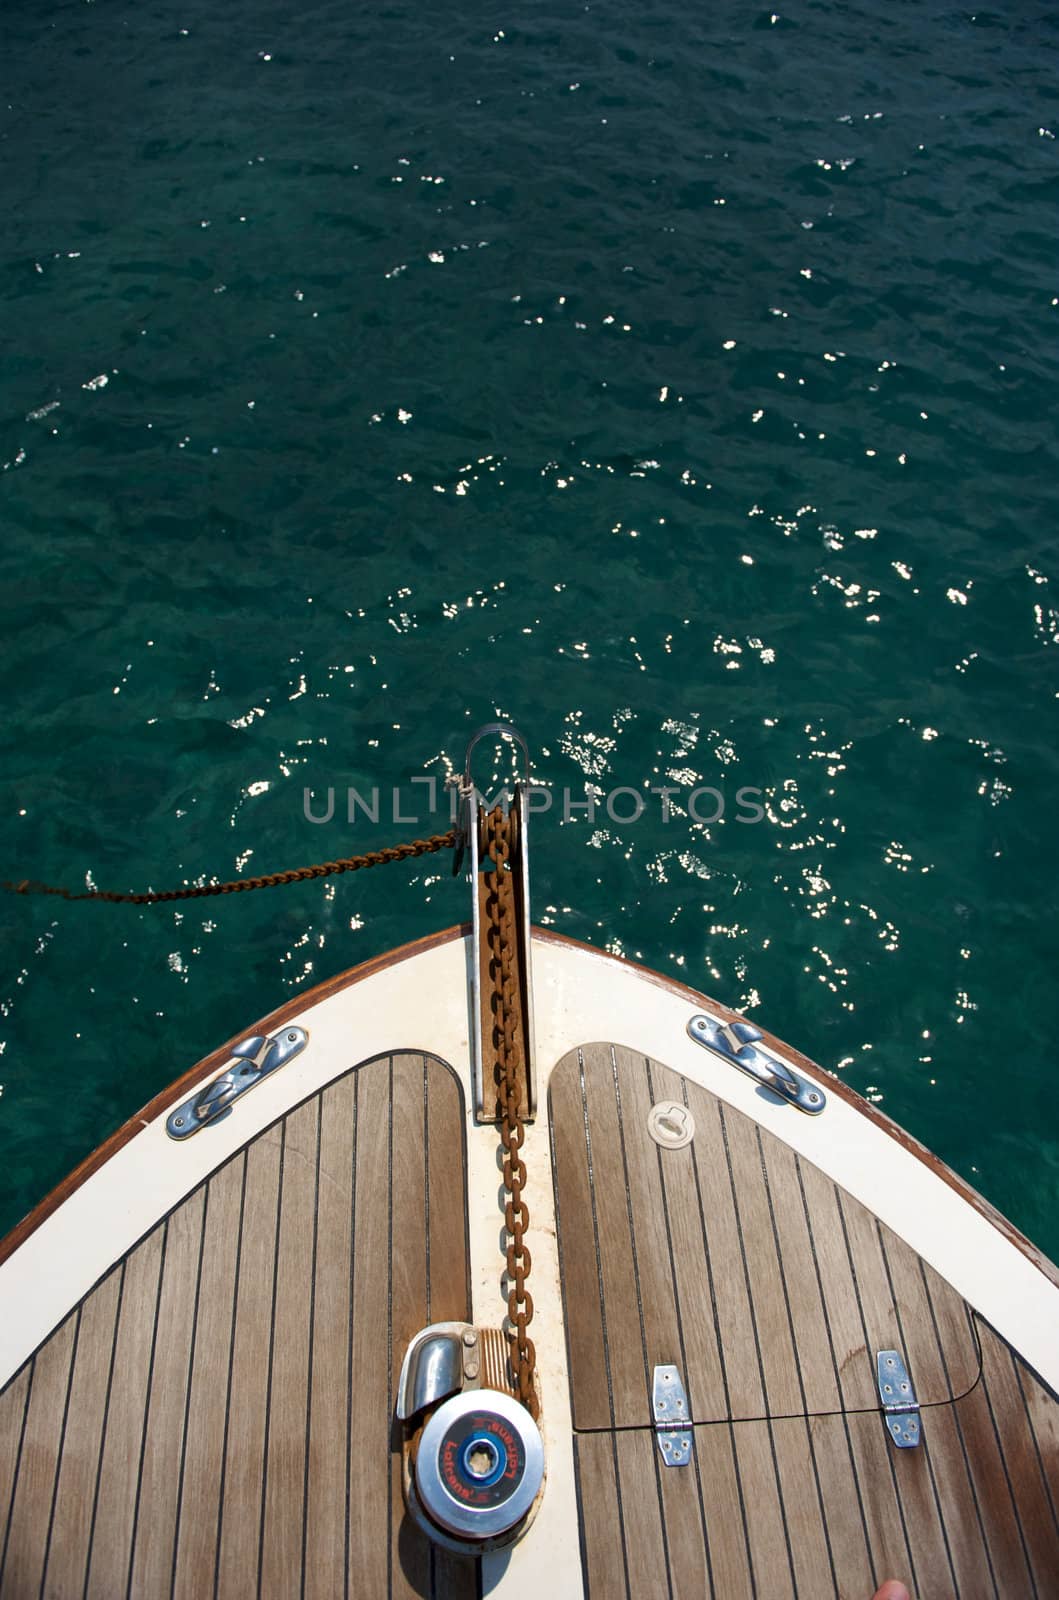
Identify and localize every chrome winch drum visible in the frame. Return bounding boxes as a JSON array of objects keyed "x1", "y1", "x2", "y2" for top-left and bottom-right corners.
[{"x1": 413, "y1": 1389, "x2": 544, "y2": 1541}]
